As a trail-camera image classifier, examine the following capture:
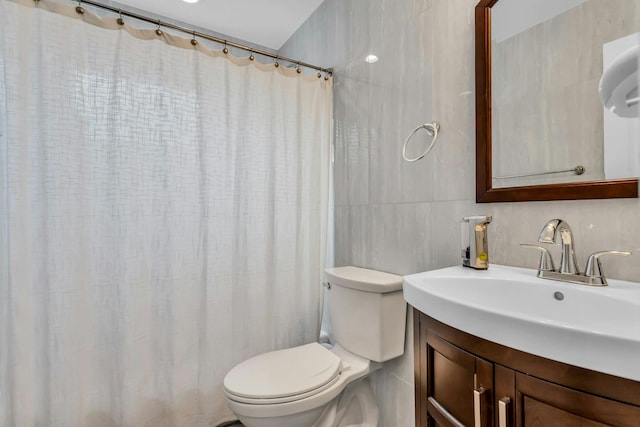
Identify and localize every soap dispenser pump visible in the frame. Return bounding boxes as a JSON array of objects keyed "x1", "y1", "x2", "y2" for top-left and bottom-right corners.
[{"x1": 461, "y1": 215, "x2": 492, "y2": 270}]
